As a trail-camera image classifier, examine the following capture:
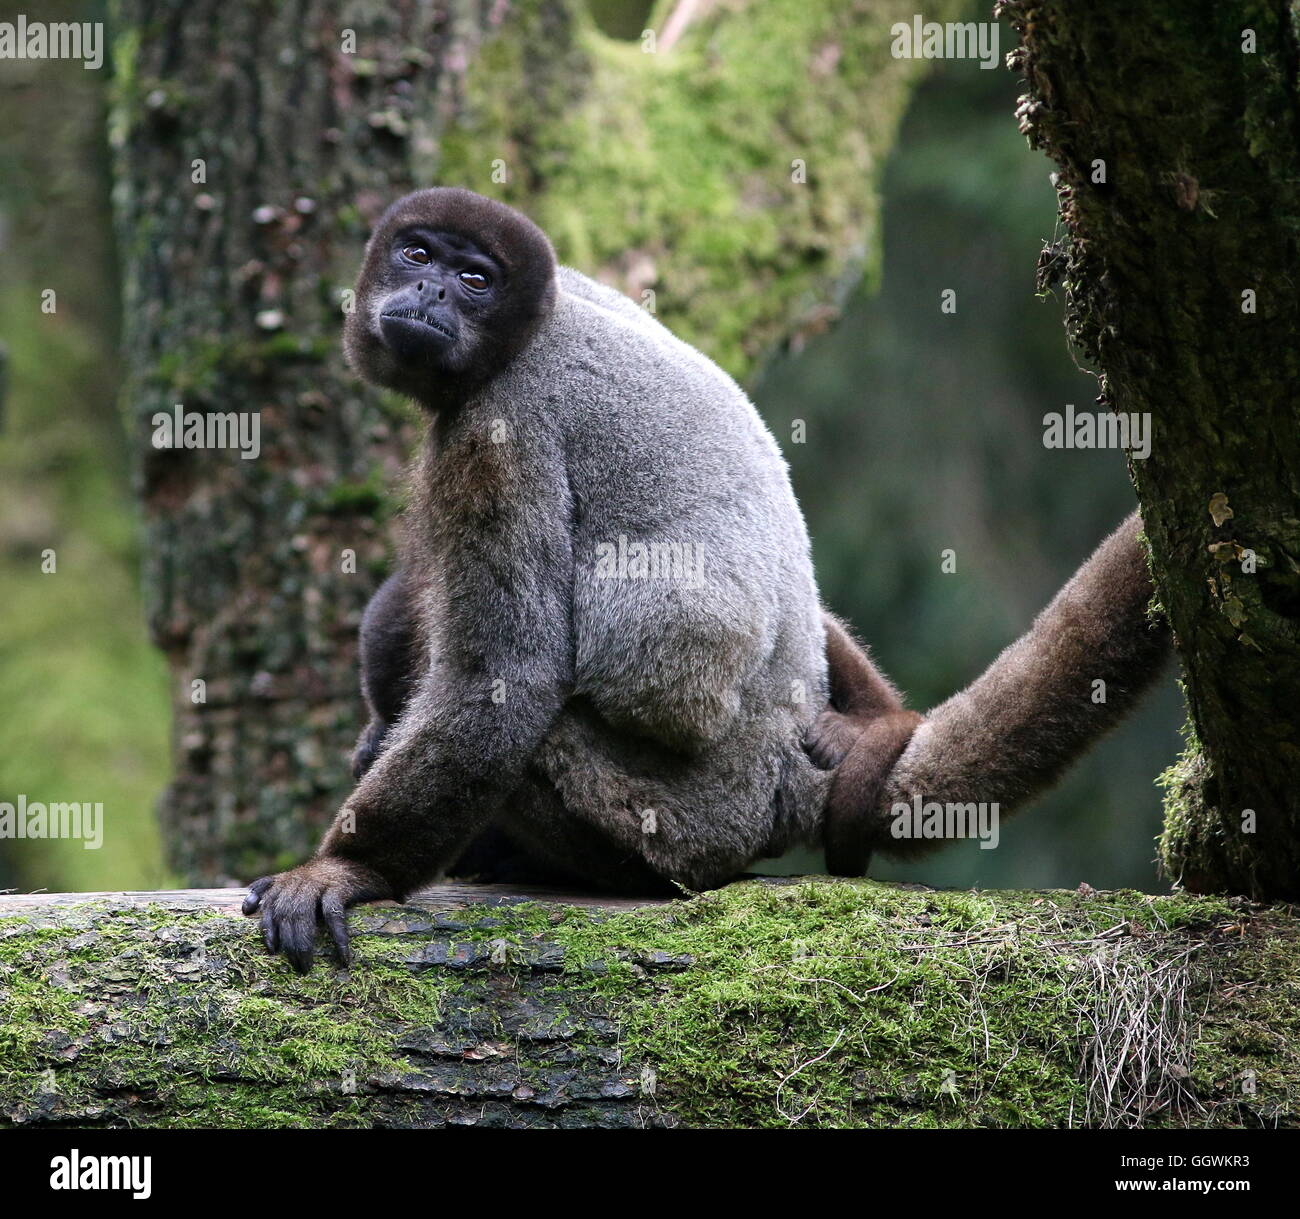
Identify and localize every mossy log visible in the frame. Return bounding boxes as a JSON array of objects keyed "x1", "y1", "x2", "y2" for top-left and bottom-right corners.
[{"x1": 2, "y1": 879, "x2": 1297, "y2": 1129}]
